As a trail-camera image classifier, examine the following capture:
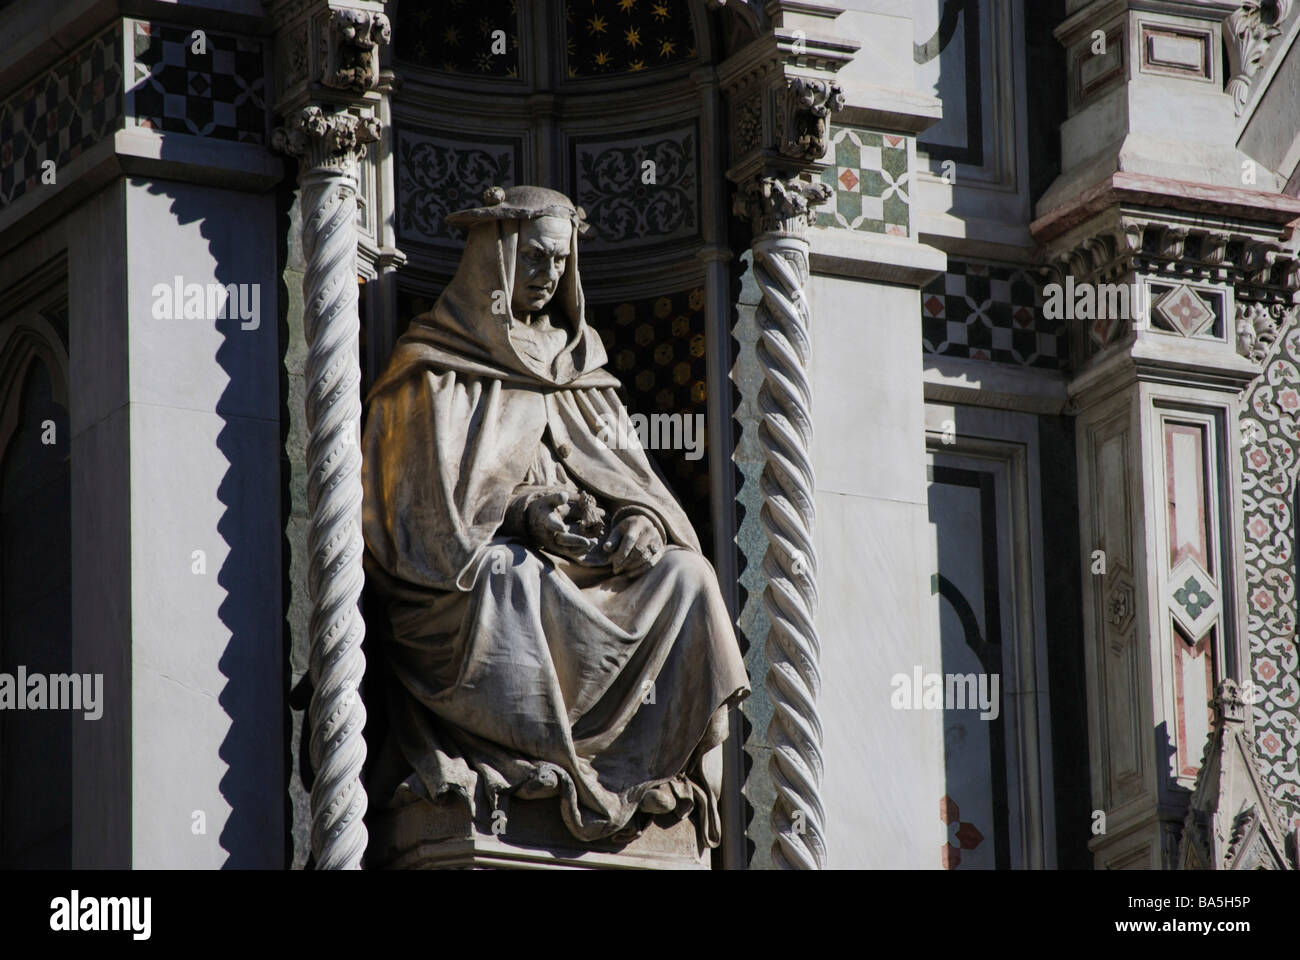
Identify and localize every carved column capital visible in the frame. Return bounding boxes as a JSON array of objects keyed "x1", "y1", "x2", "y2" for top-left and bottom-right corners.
[
  {"x1": 734, "y1": 175, "x2": 832, "y2": 238},
  {"x1": 272, "y1": 106, "x2": 380, "y2": 173}
]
